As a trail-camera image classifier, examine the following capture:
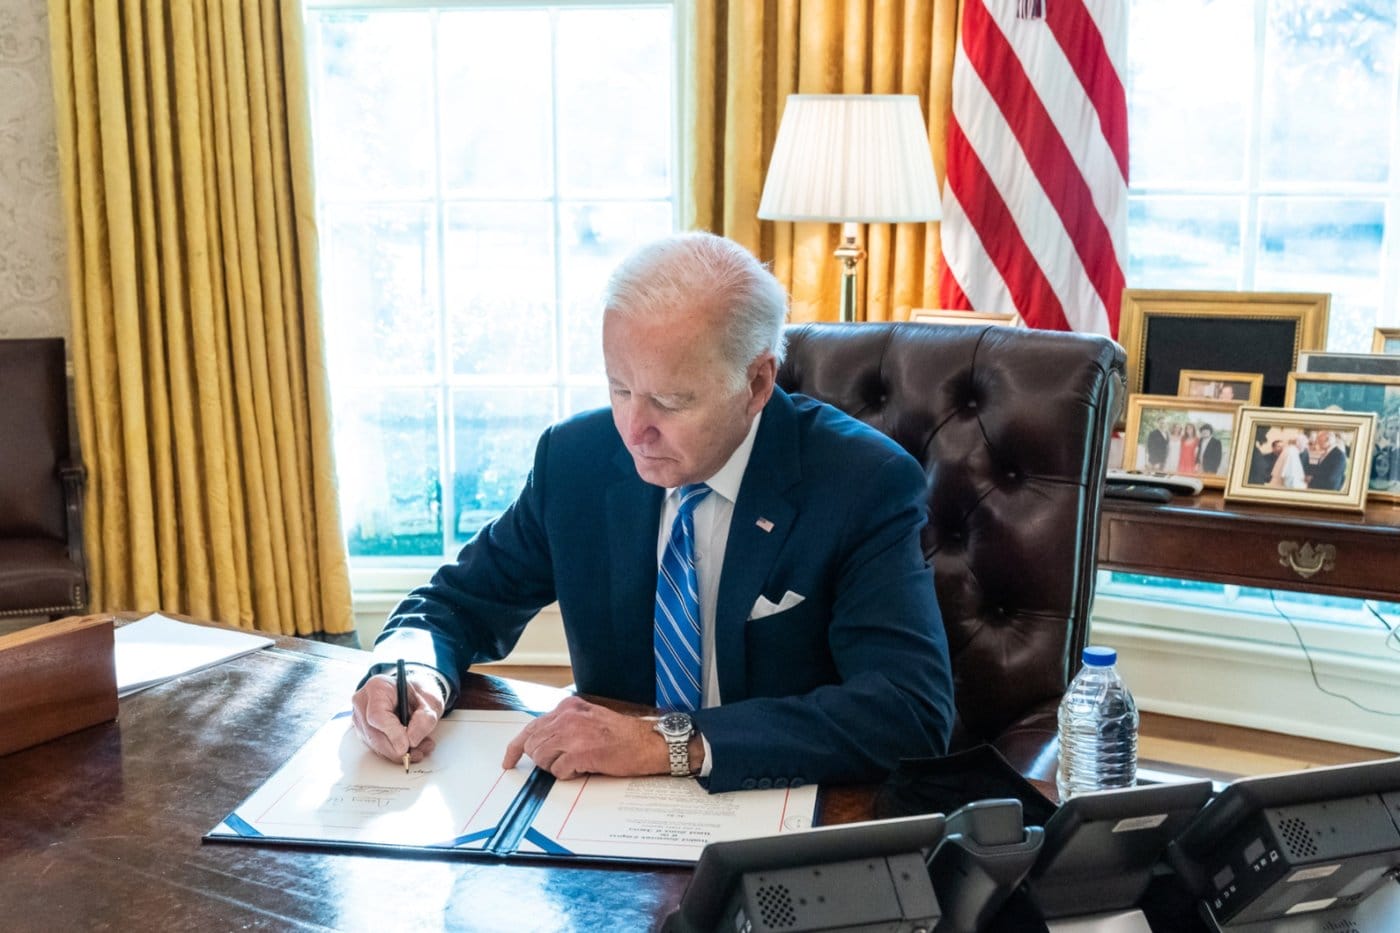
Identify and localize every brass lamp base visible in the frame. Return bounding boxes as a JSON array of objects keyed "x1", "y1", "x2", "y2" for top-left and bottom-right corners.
[{"x1": 834, "y1": 222, "x2": 866, "y2": 323}]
